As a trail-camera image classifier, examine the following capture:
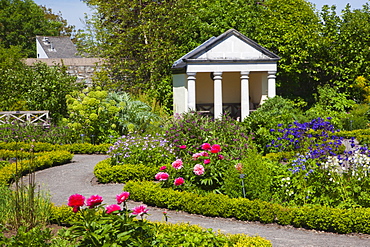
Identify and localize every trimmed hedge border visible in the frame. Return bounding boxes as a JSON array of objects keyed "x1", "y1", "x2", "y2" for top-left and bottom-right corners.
[
  {"x1": 0, "y1": 150, "x2": 73, "y2": 185},
  {"x1": 0, "y1": 142, "x2": 110, "y2": 154},
  {"x1": 94, "y1": 158, "x2": 158, "y2": 183},
  {"x1": 124, "y1": 181, "x2": 370, "y2": 234}
]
